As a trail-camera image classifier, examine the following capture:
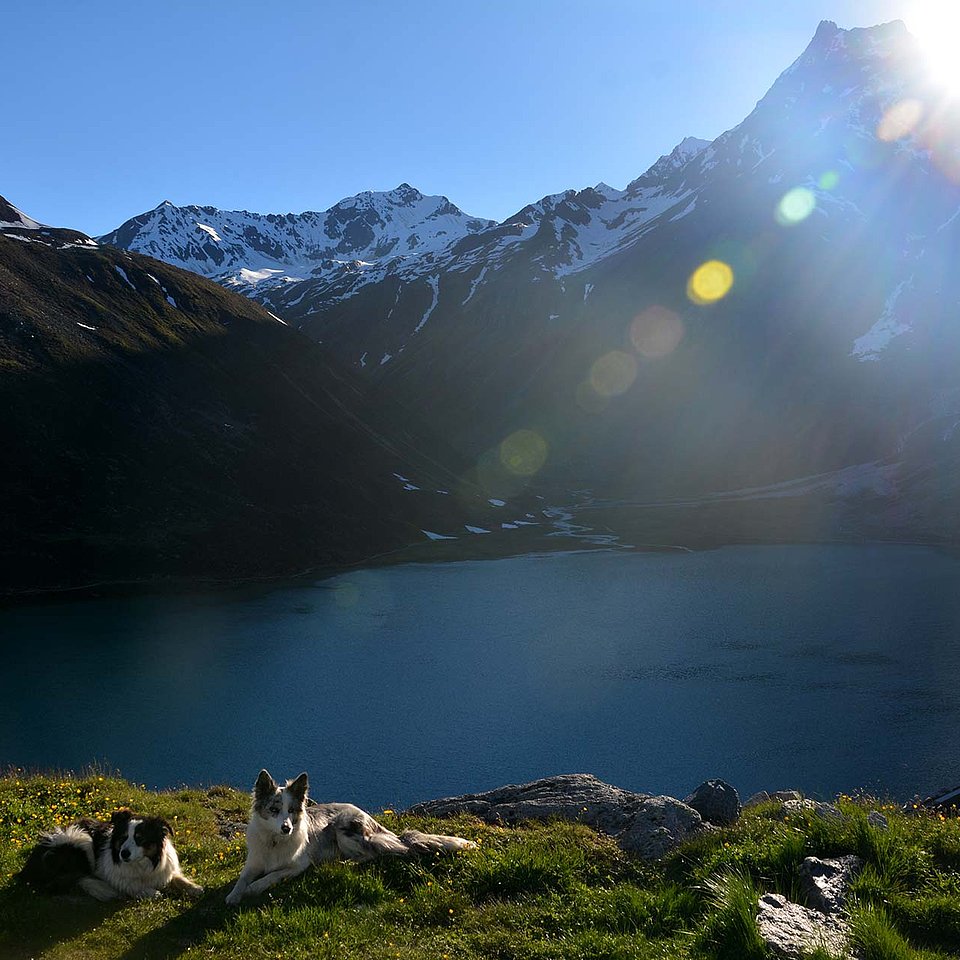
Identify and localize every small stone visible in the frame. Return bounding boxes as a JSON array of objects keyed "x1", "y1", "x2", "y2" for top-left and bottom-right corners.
[
  {"x1": 777, "y1": 799, "x2": 845, "y2": 822},
  {"x1": 867, "y1": 810, "x2": 889, "y2": 830},
  {"x1": 684, "y1": 779, "x2": 741, "y2": 826}
]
